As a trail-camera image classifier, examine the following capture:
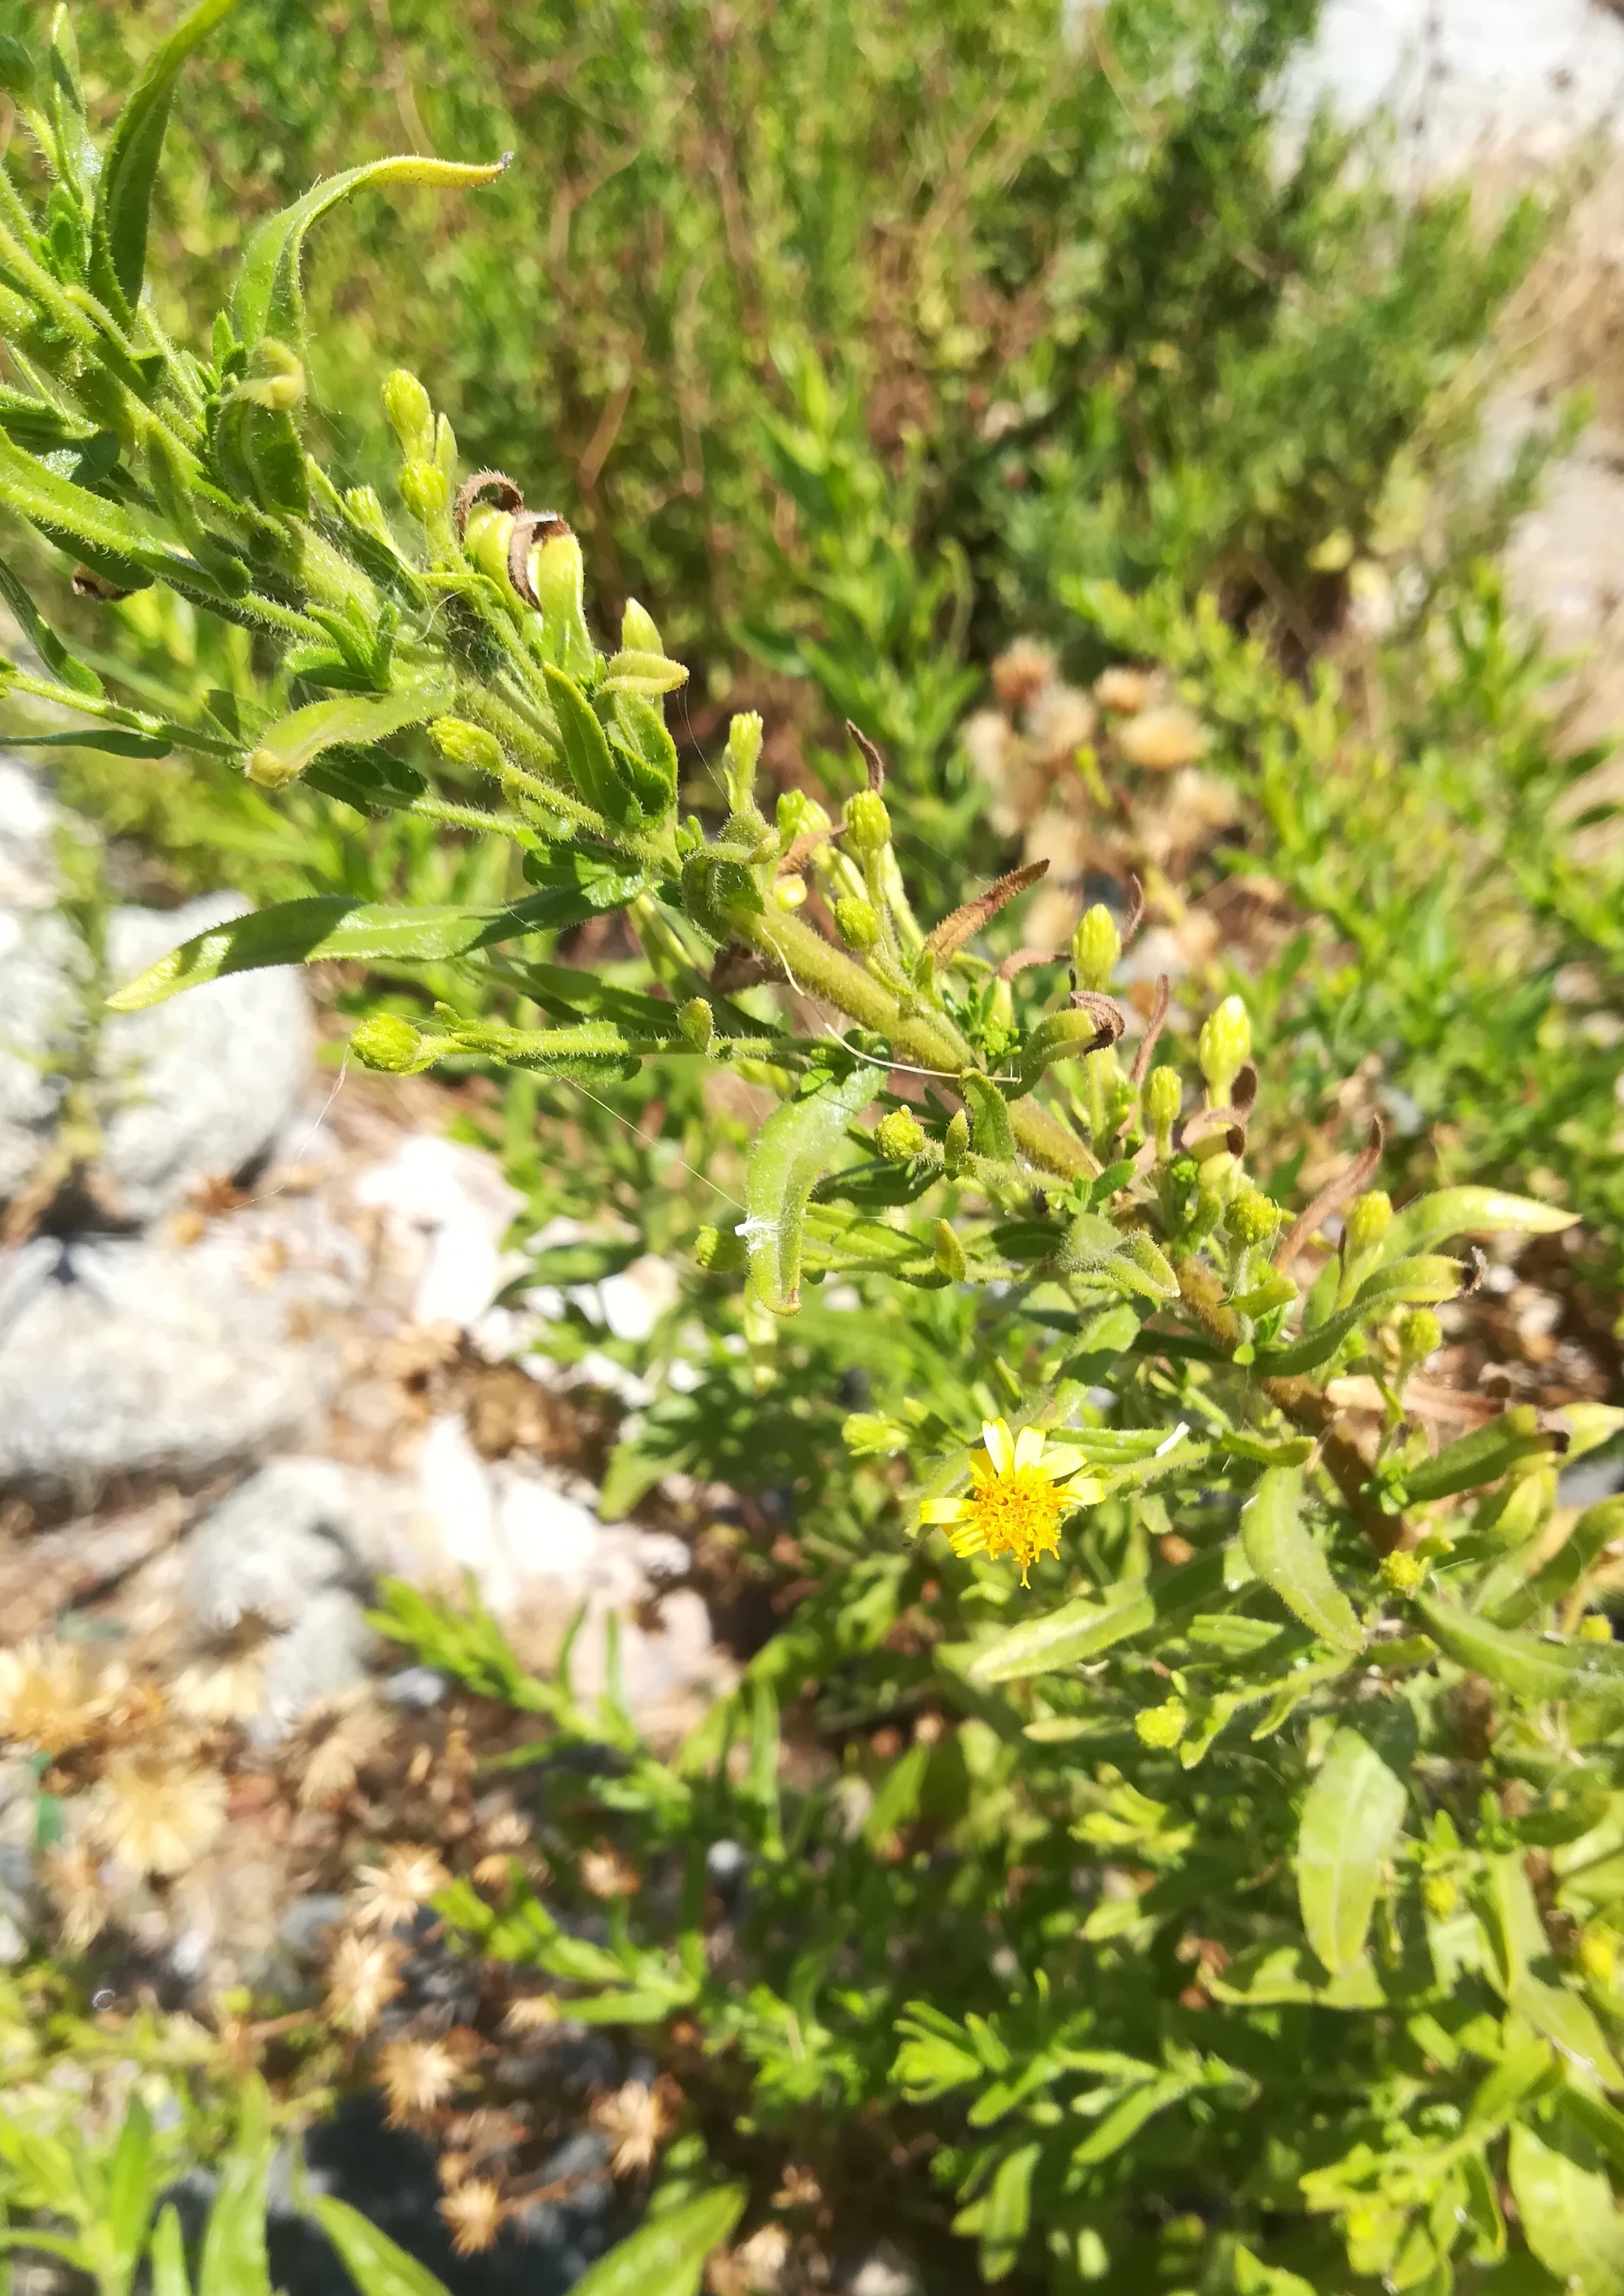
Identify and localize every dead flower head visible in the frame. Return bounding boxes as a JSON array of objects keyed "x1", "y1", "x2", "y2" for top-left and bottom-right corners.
[
  {"x1": 90, "y1": 1750, "x2": 225, "y2": 1877},
  {"x1": 375, "y1": 2034, "x2": 472, "y2": 2127},
  {"x1": 439, "y1": 2178, "x2": 504, "y2": 2257},
  {"x1": 0, "y1": 1638, "x2": 106, "y2": 1756},
  {"x1": 591, "y1": 2077, "x2": 677, "y2": 2178},
  {"x1": 324, "y1": 1929, "x2": 405, "y2": 2037},
  {"x1": 41, "y1": 1842, "x2": 109, "y2": 1953},
  {"x1": 351, "y1": 1843, "x2": 450, "y2": 1934},
  {"x1": 578, "y1": 1844, "x2": 638, "y2": 1900},
  {"x1": 171, "y1": 1612, "x2": 276, "y2": 1726},
  {"x1": 502, "y1": 1991, "x2": 560, "y2": 2037},
  {"x1": 294, "y1": 1691, "x2": 393, "y2": 1807}
]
